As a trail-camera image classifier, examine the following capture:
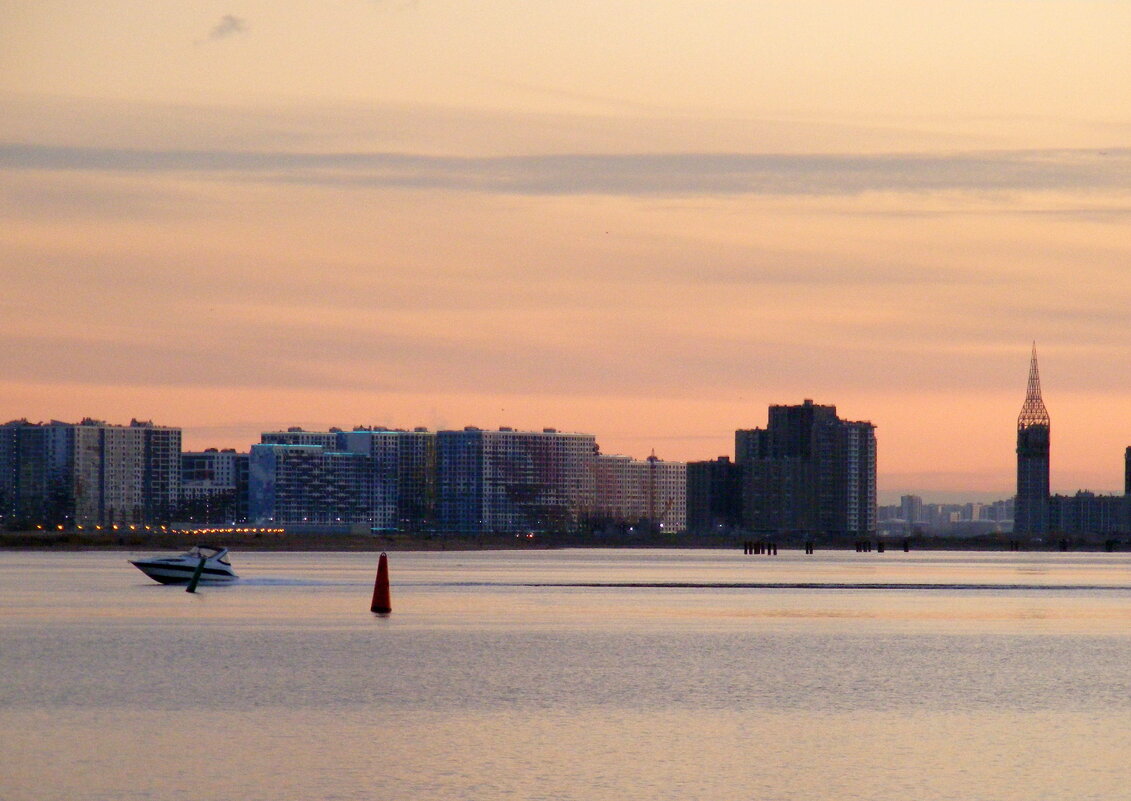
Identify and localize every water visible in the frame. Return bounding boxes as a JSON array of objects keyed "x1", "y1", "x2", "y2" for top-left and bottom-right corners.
[{"x1": 3, "y1": 549, "x2": 1131, "y2": 800}]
